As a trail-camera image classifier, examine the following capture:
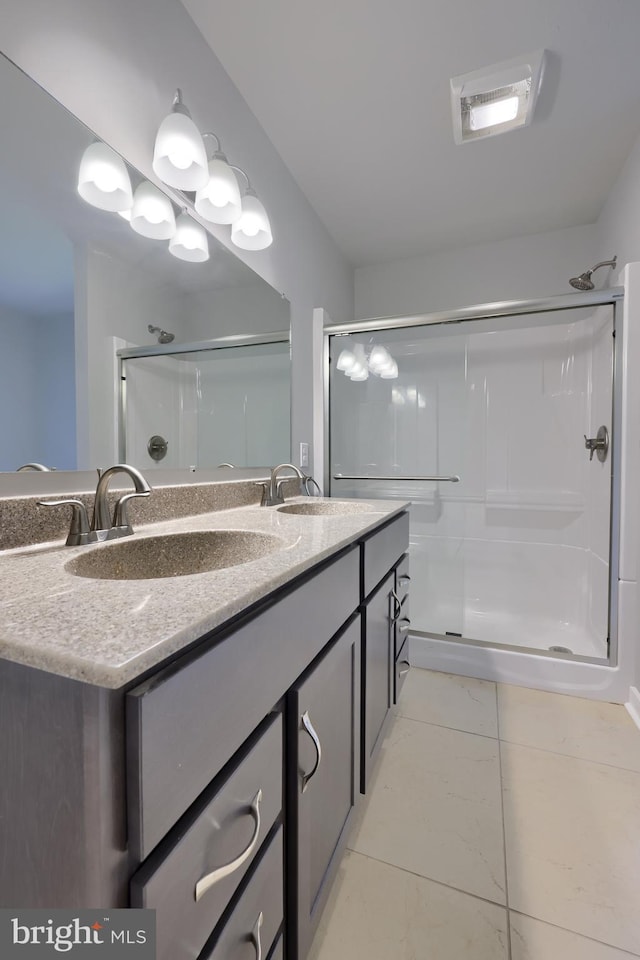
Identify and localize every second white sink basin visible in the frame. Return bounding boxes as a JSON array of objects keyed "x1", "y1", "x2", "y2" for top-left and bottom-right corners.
[
  {"x1": 66, "y1": 530, "x2": 285, "y2": 580},
  {"x1": 277, "y1": 500, "x2": 376, "y2": 517}
]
